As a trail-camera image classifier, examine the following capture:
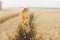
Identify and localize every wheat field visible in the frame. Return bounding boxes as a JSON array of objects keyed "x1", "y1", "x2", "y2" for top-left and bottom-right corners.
[{"x1": 0, "y1": 8, "x2": 60, "y2": 40}]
